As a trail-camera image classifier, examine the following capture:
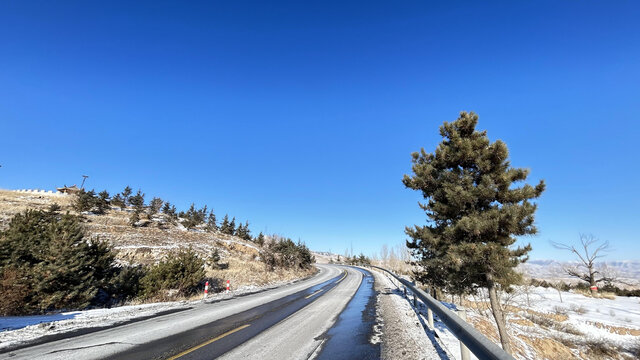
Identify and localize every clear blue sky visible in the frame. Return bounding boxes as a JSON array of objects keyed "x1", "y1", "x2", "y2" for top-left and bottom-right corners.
[{"x1": 1, "y1": 1, "x2": 639, "y2": 261}]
